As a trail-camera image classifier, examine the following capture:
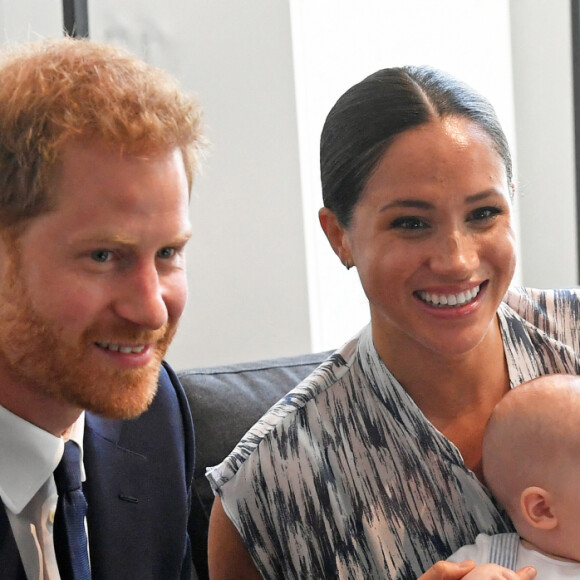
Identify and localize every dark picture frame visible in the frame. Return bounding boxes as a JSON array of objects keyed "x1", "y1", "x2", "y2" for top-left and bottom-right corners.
[{"x1": 63, "y1": 0, "x2": 89, "y2": 38}]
